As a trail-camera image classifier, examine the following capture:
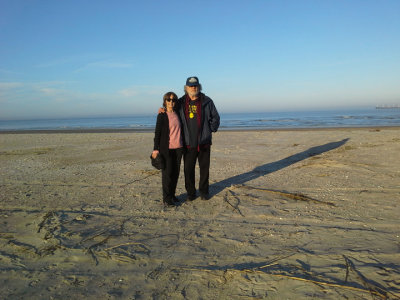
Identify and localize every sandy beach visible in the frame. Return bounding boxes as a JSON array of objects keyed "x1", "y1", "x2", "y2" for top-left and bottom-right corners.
[{"x1": 1, "y1": 128, "x2": 399, "y2": 299}]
